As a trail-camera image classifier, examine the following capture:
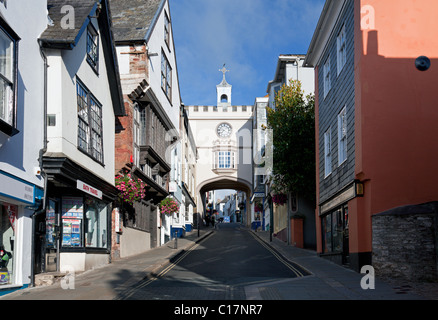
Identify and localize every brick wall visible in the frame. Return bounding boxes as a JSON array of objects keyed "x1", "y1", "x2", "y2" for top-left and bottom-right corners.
[
  {"x1": 115, "y1": 44, "x2": 149, "y2": 174},
  {"x1": 120, "y1": 44, "x2": 148, "y2": 95},
  {"x1": 115, "y1": 97, "x2": 134, "y2": 174},
  {"x1": 372, "y1": 202, "x2": 438, "y2": 282}
]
